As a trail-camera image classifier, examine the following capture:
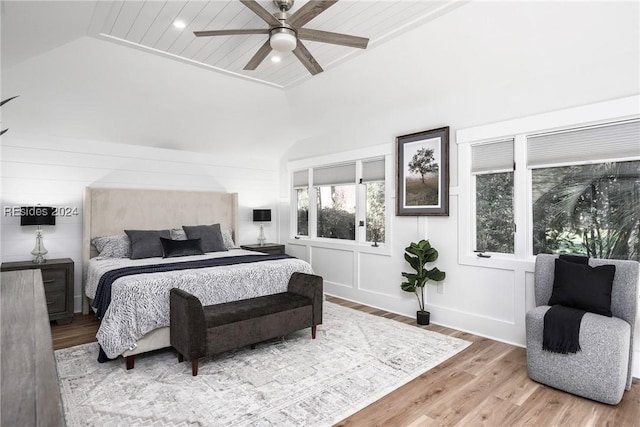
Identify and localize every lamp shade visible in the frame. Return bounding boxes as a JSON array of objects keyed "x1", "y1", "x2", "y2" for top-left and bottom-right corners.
[
  {"x1": 20, "y1": 206, "x2": 55, "y2": 226},
  {"x1": 253, "y1": 209, "x2": 272, "y2": 222}
]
